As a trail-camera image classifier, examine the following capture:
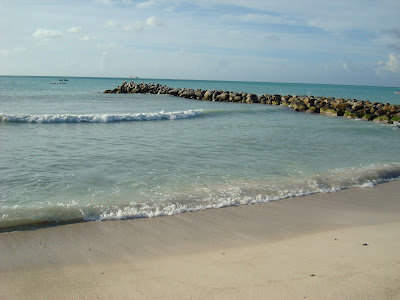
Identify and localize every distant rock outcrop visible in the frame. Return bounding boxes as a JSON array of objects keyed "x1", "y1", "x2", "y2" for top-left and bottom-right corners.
[{"x1": 104, "y1": 81, "x2": 400, "y2": 124}]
